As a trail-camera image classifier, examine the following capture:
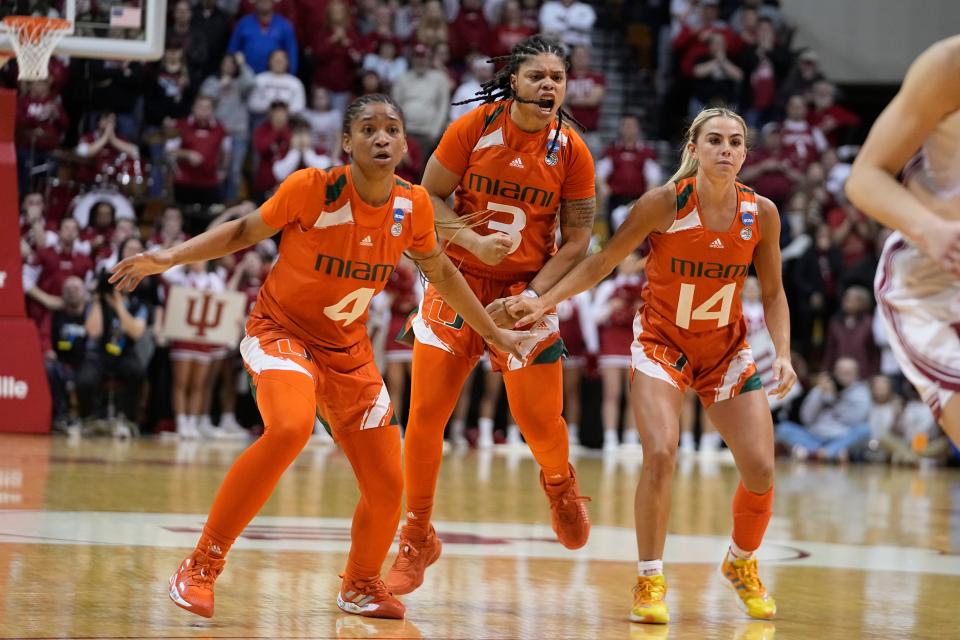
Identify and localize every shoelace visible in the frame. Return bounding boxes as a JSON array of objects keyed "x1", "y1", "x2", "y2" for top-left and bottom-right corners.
[
  {"x1": 733, "y1": 558, "x2": 763, "y2": 594},
  {"x1": 555, "y1": 489, "x2": 592, "y2": 521},
  {"x1": 184, "y1": 552, "x2": 224, "y2": 586},
  {"x1": 348, "y1": 575, "x2": 393, "y2": 601},
  {"x1": 633, "y1": 578, "x2": 665, "y2": 603}
]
